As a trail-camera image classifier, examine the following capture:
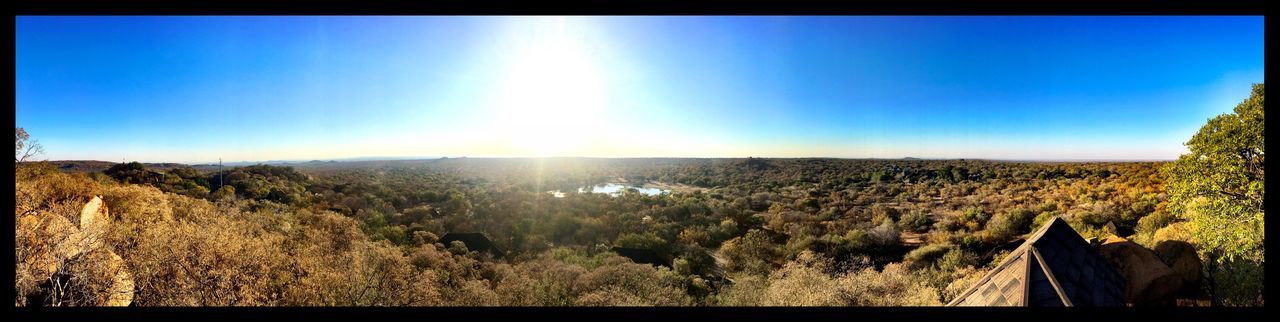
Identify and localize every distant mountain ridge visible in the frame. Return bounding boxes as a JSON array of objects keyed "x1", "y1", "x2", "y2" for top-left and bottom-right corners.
[
  {"x1": 33, "y1": 155, "x2": 1171, "y2": 175},
  {"x1": 33, "y1": 160, "x2": 192, "y2": 173}
]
